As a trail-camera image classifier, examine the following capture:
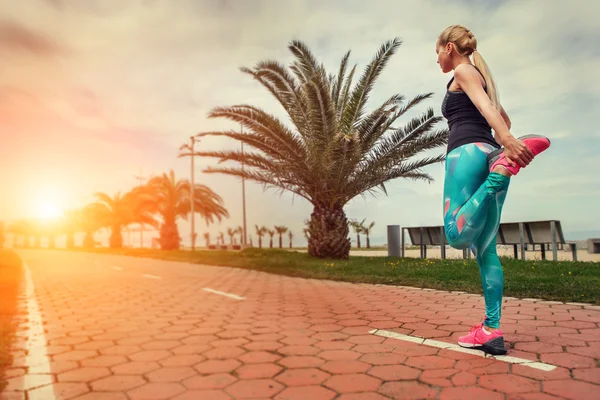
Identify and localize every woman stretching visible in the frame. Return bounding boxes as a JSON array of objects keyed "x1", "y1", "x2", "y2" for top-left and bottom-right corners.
[{"x1": 436, "y1": 25, "x2": 550, "y2": 355}]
